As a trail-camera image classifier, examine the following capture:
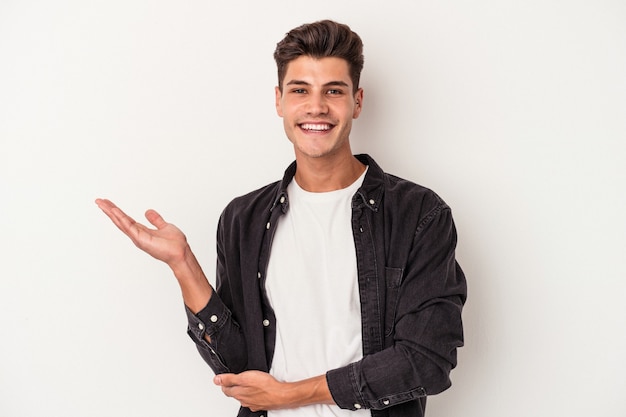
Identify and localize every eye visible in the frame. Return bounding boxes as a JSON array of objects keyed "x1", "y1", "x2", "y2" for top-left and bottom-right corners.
[
  {"x1": 291, "y1": 88, "x2": 307, "y2": 94},
  {"x1": 327, "y1": 89, "x2": 343, "y2": 95}
]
